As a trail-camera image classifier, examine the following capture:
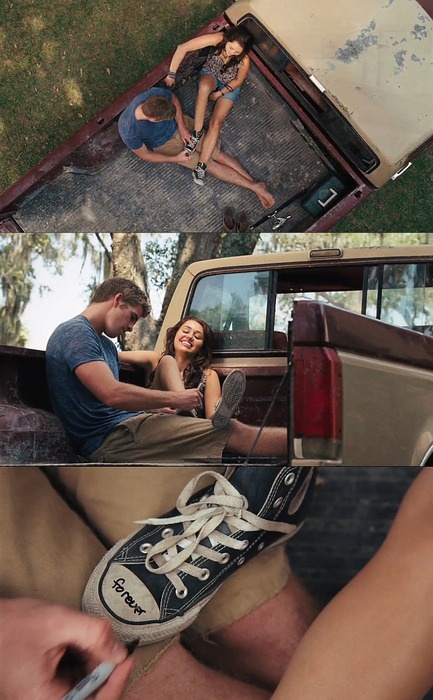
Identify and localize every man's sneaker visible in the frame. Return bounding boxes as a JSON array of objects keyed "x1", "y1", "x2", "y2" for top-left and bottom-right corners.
[
  {"x1": 184, "y1": 129, "x2": 204, "y2": 155},
  {"x1": 192, "y1": 163, "x2": 206, "y2": 186},
  {"x1": 81, "y1": 466, "x2": 316, "y2": 645},
  {"x1": 212, "y1": 369, "x2": 246, "y2": 430}
]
